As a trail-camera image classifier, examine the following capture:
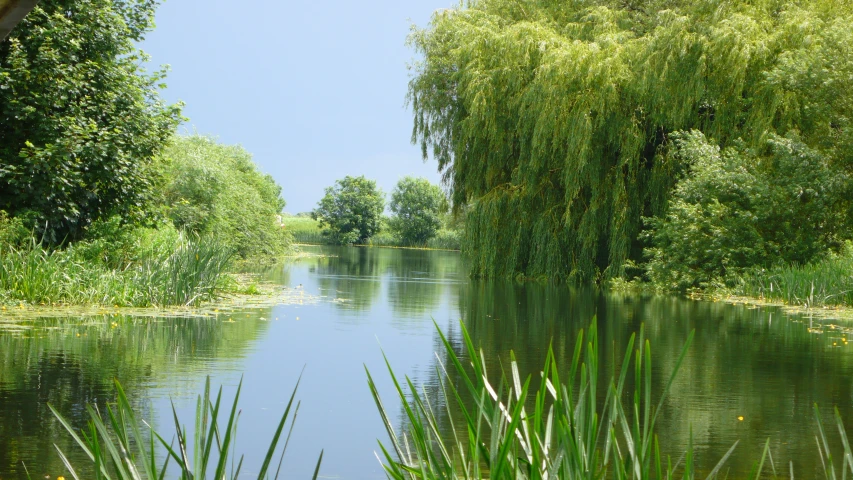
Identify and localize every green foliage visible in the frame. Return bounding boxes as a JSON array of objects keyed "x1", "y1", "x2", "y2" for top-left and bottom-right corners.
[
  {"x1": 0, "y1": 231, "x2": 233, "y2": 307},
  {"x1": 0, "y1": 0, "x2": 182, "y2": 243},
  {"x1": 50, "y1": 376, "x2": 323, "y2": 480},
  {"x1": 368, "y1": 319, "x2": 742, "y2": 478},
  {"x1": 729, "y1": 242, "x2": 853, "y2": 308},
  {"x1": 0, "y1": 210, "x2": 30, "y2": 247},
  {"x1": 312, "y1": 175, "x2": 385, "y2": 245},
  {"x1": 282, "y1": 215, "x2": 326, "y2": 244},
  {"x1": 158, "y1": 135, "x2": 291, "y2": 259},
  {"x1": 645, "y1": 131, "x2": 849, "y2": 290},
  {"x1": 408, "y1": 0, "x2": 853, "y2": 281},
  {"x1": 389, "y1": 176, "x2": 448, "y2": 245}
]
